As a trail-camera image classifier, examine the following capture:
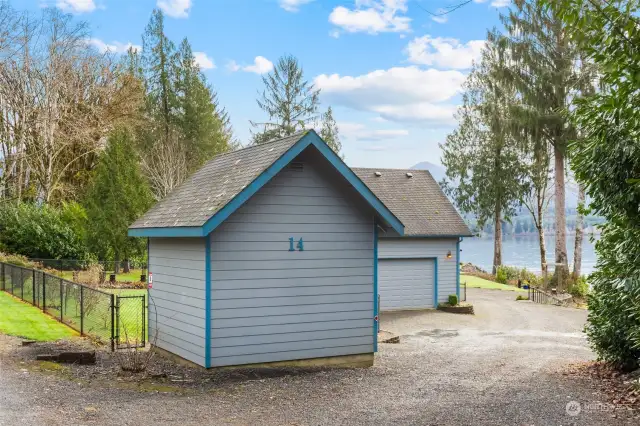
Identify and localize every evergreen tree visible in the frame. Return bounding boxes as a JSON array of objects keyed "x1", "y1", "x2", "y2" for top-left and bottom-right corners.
[
  {"x1": 500, "y1": 0, "x2": 595, "y2": 284},
  {"x1": 441, "y1": 37, "x2": 528, "y2": 274},
  {"x1": 174, "y1": 38, "x2": 234, "y2": 172},
  {"x1": 251, "y1": 55, "x2": 319, "y2": 143},
  {"x1": 142, "y1": 8, "x2": 177, "y2": 144},
  {"x1": 319, "y1": 106, "x2": 342, "y2": 156},
  {"x1": 84, "y1": 128, "x2": 152, "y2": 272}
]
